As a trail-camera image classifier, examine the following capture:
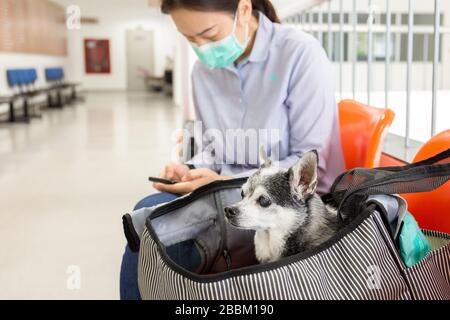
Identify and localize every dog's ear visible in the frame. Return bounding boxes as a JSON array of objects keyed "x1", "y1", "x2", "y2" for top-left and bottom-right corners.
[
  {"x1": 259, "y1": 145, "x2": 272, "y2": 169},
  {"x1": 288, "y1": 150, "x2": 319, "y2": 200}
]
